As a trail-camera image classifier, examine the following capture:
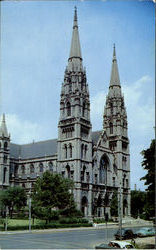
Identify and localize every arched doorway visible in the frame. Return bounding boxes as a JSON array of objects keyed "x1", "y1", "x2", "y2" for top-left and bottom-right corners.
[
  {"x1": 123, "y1": 199, "x2": 128, "y2": 216},
  {"x1": 81, "y1": 196, "x2": 88, "y2": 217}
]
